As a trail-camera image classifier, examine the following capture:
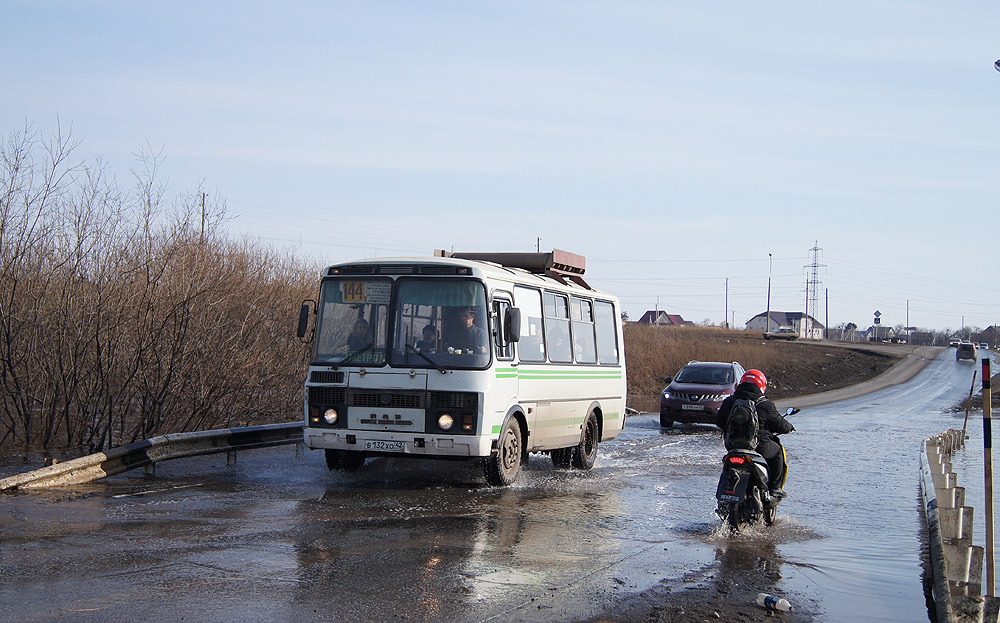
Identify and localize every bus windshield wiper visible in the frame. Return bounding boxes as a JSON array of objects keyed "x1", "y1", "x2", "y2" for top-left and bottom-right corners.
[
  {"x1": 332, "y1": 342, "x2": 374, "y2": 370},
  {"x1": 406, "y1": 343, "x2": 448, "y2": 374}
]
